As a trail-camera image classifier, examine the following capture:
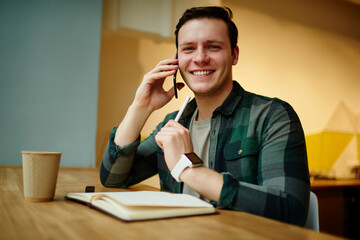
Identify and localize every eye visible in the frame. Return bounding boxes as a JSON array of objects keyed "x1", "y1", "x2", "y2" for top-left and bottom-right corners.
[
  {"x1": 209, "y1": 45, "x2": 220, "y2": 50},
  {"x1": 182, "y1": 46, "x2": 195, "y2": 52}
]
